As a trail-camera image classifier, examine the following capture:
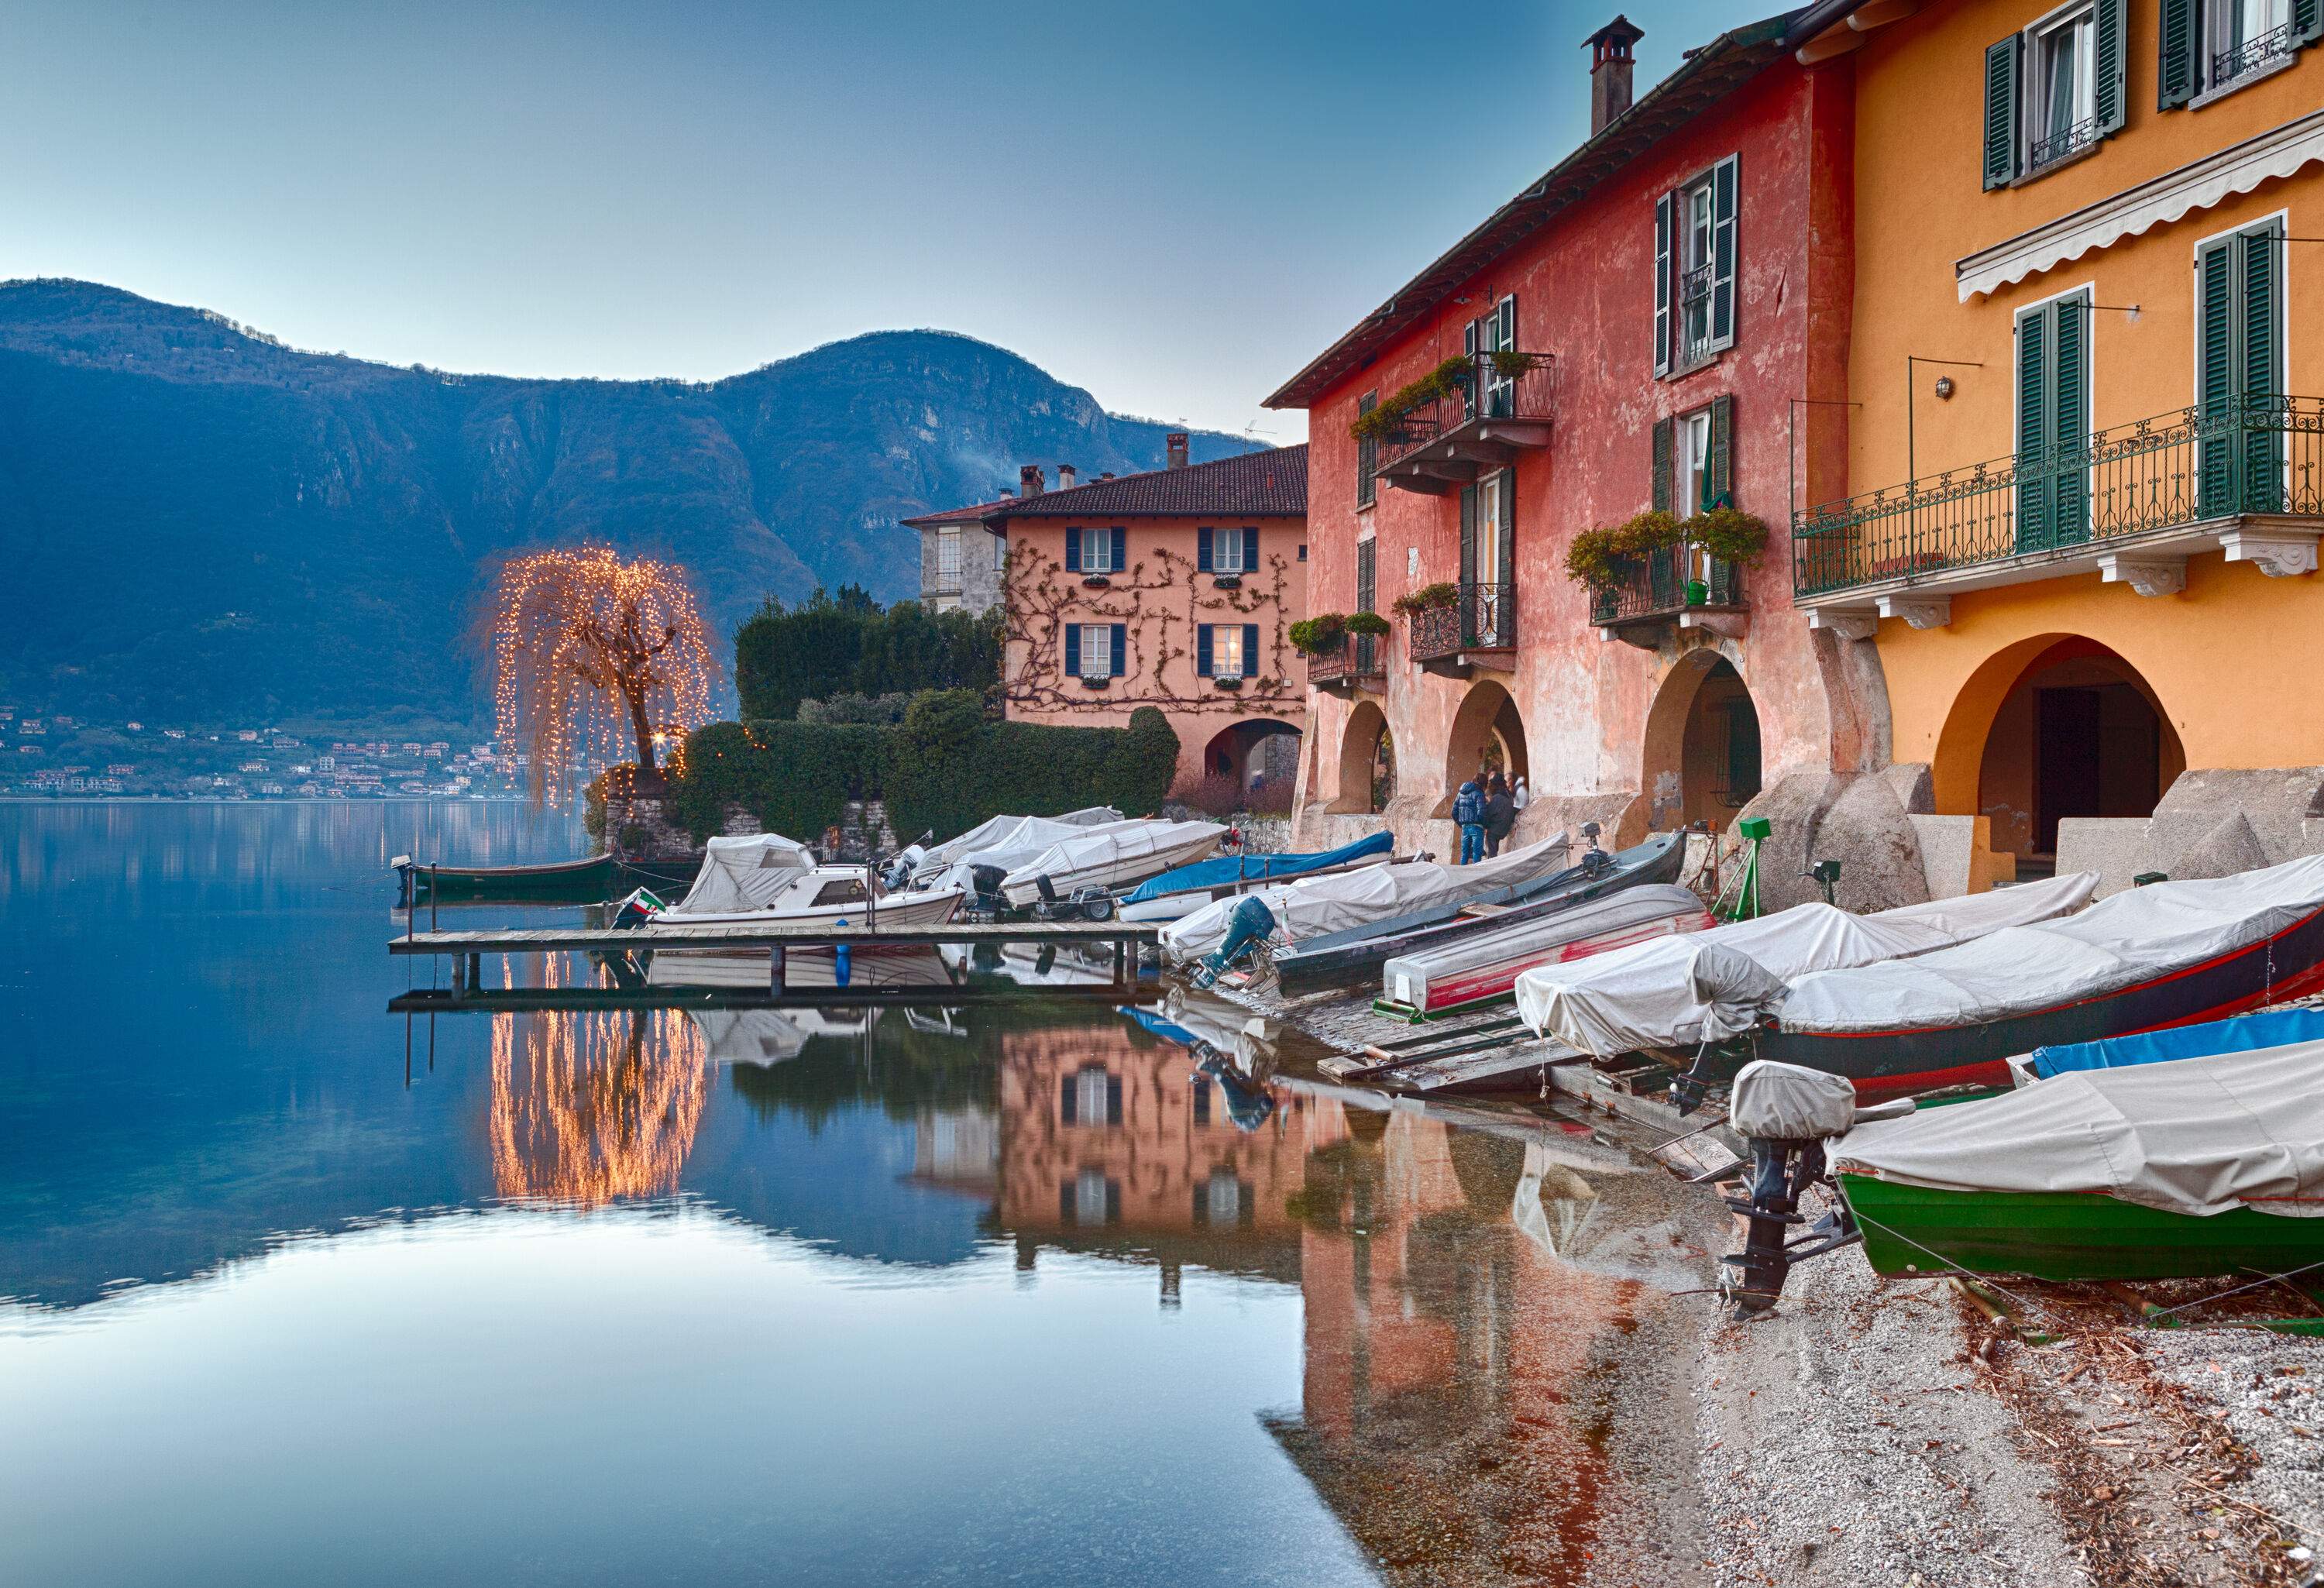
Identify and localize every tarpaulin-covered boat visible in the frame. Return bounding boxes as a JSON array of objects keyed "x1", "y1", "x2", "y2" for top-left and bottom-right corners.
[
  {"x1": 394, "y1": 851, "x2": 703, "y2": 905},
  {"x1": 651, "y1": 834, "x2": 966, "y2": 929},
  {"x1": 1270, "y1": 833, "x2": 1690, "y2": 995},
  {"x1": 1116, "y1": 830, "x2": 1395, "y2": 923},
  {"x1": 1757, "y1": 853, "x2": 2324, "y2": 1099},
  {"x1": 997, "y1": 820, "x2": 1228, "y2": 907},
  {"x1": 1158, "y1": 830, "x2": 1572, "y2": 967},
  {"x1": 910, "y1": 808, "x2": 1122, "y2": 891},
  {"x1": 1377, "y1": 883, "x2": 1713, "y2": 1018},
  {"x1": 1833, "y1": 1041, "x2": 2324, "y2": 1281},
  {"x1": 2007, "y1": 1004, "x2": 2324, "y2": 1085}
]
